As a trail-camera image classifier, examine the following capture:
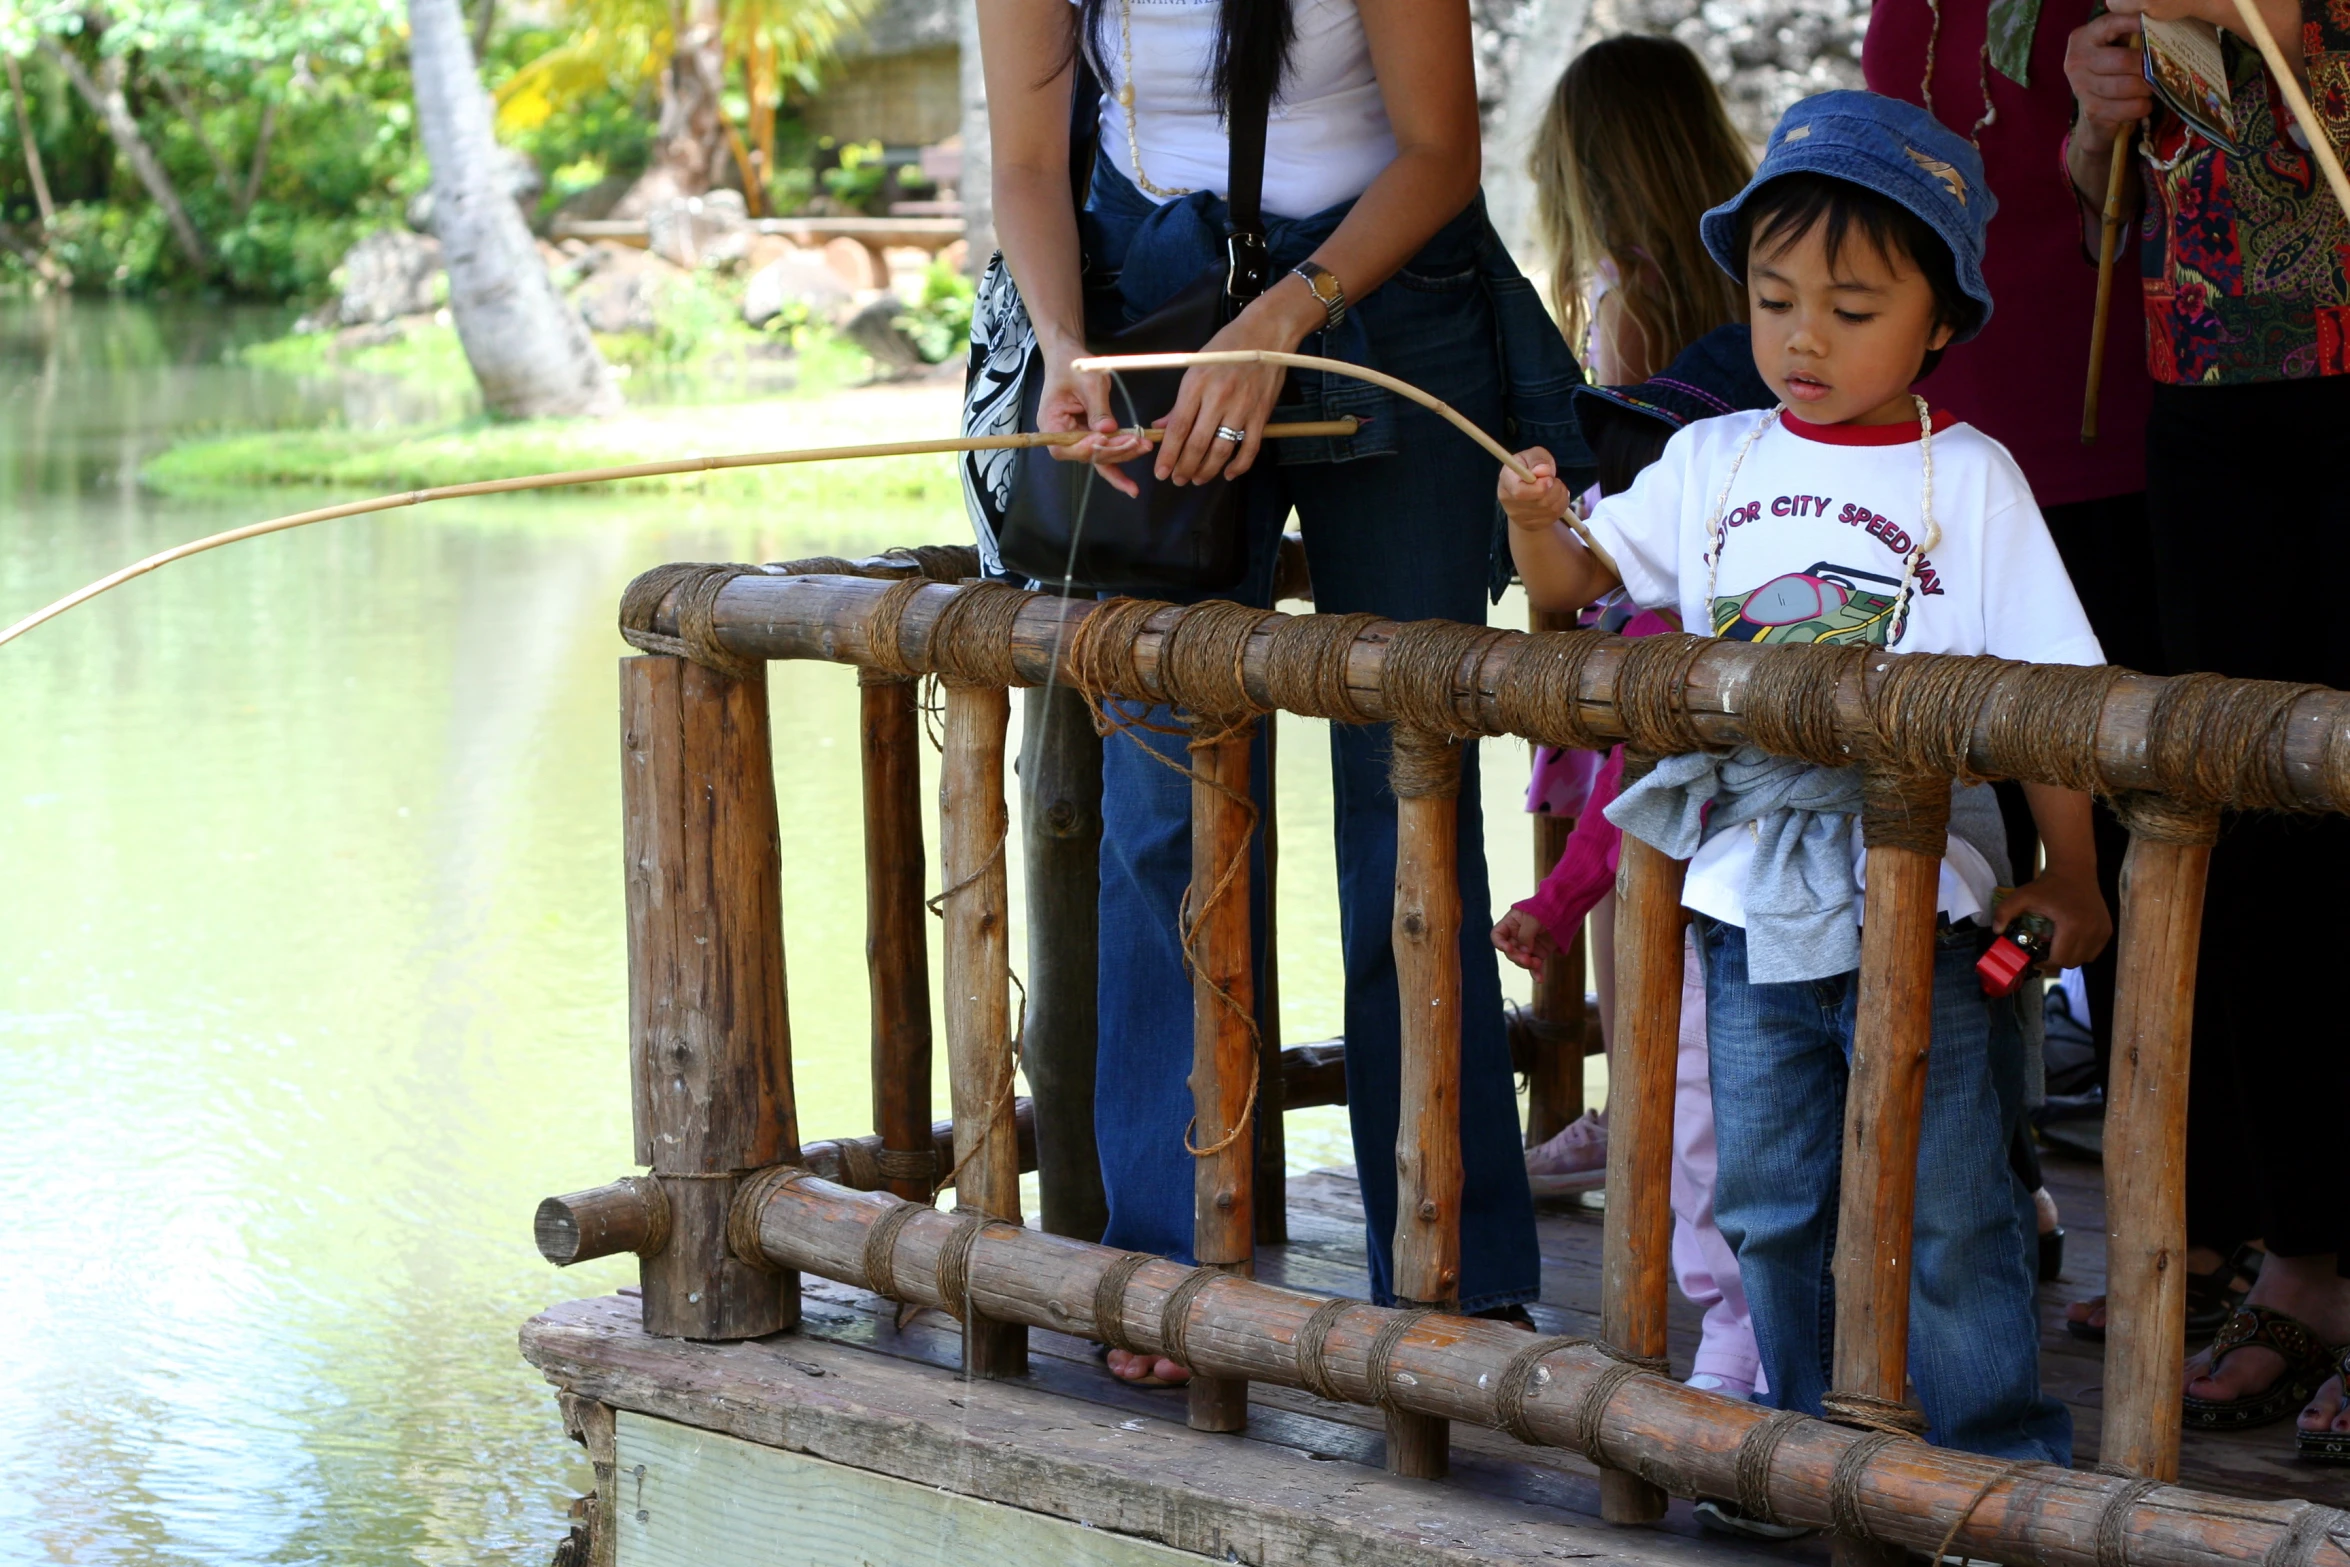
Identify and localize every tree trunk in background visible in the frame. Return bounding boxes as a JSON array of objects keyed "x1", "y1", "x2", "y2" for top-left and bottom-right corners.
[
  {"x1": 407, "y1": 0, "x2": 621, "y2": 416},
  {"x1": 43, "y1": 46, "x2": 208, "y2": 270},
  {"x1": 615, "y1": 0, "x2": 727, "y2": 217},
  {"x1": 956, "y1": 0, "x2": 992, "y2": 273},
  {"x1": 6, "y1": 56, "x2": 56, "y2": 227}
]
